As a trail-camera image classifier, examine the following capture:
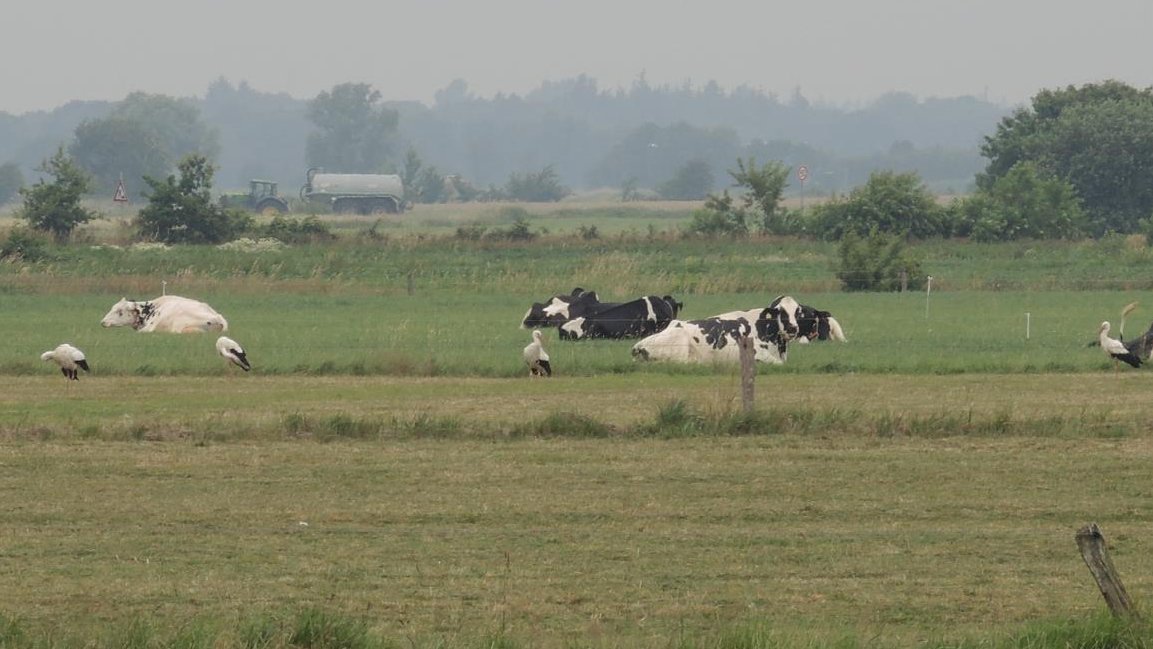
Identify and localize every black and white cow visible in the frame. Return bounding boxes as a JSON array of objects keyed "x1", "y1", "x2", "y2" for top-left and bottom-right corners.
[
  {"x1": 795, "y1": 304, "x2": 847, "y2": 343},
  {"x1": 558, "y1": 295, "x2": 684, "y2": 340},
  {"x1": 520, "y1": 288, "x2": 619, "y2": 329},
  {"x1": 100, "y1": 295, "x2": 228, "y2": 333},
  {"x1": 631, "y1": 300, "x2": 793, "y2": 364},
  {"x1": 713, "y1": 297, "x2": 845, "y2": 344}
]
